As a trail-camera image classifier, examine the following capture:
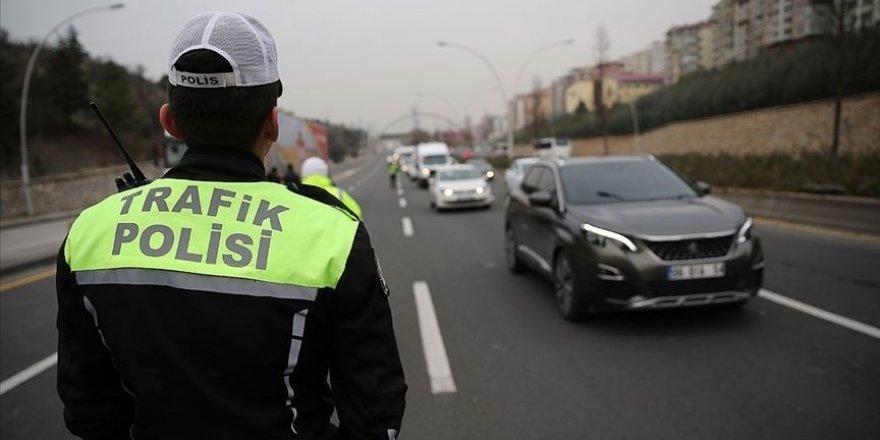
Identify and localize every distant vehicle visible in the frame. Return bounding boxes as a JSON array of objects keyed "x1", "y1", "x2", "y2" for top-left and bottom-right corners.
[
  {"x1": 402, "y1": 157, "x2": 418, "y2": 180},
  {"x1": 415, "y1": 142, "x2": 453, "y2": 188},
  {"x1": 504, "y1": 157, "x2": 539, "y2": 192},
  {"x1": 429, "y1": 164, "x2": 494, "y2": 211},
  {"x1": 533, "y1": 137, "x2": 571, "y2": 159},
  {"x1": 504, "y1": 155, "x2": 763, "y2": 321},
  {"x1": 465, "y1": 156, "x2": 495, "y2": 181},
  {"x1": 392, "y1": 145, "x2": 415, "y2": 164}
]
